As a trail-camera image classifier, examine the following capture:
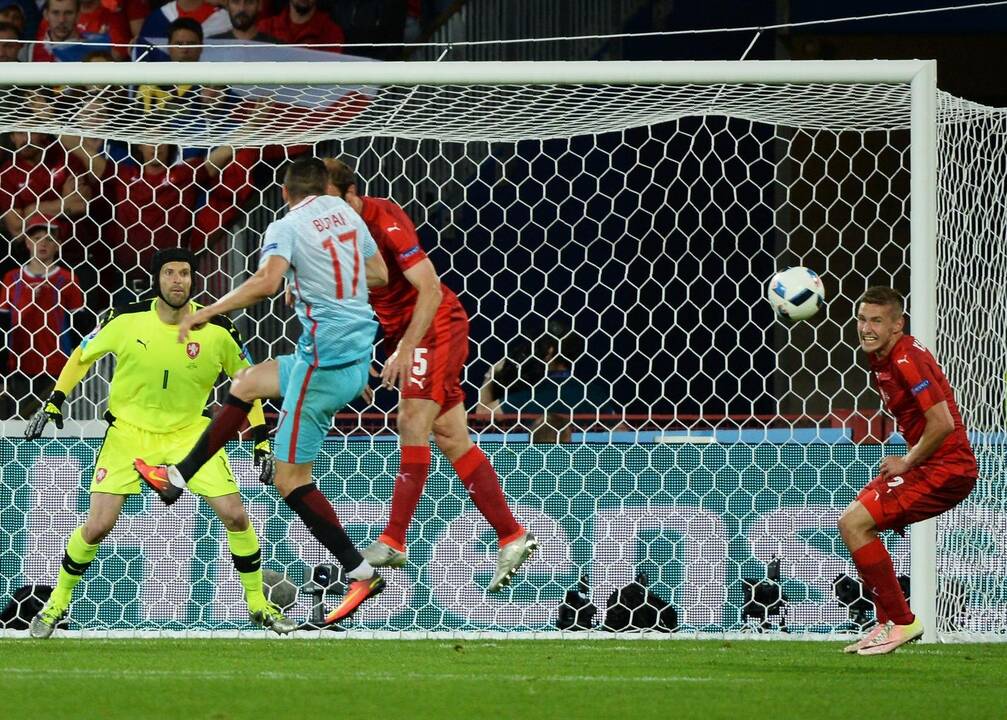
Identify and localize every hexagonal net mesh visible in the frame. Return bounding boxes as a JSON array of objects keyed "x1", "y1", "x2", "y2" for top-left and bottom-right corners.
[{"x1": 0, "y1": 72, "x2": 1004, "y2": 639}]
